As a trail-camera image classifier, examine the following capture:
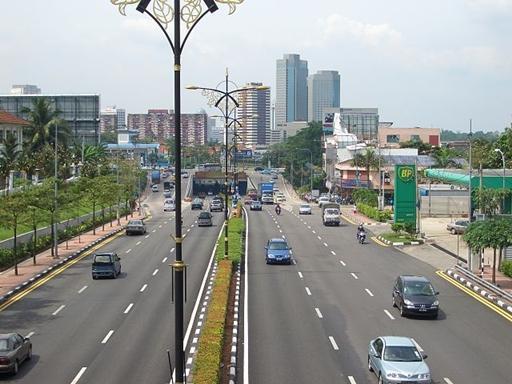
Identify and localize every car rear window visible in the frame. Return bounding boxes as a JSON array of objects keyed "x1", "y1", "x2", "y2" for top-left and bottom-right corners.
[
  {"x1": 0, "y1": 339, "x2": 9, "y2": 351},
  {"x1": 129, "y1": 220, "x2": 143, "y2": 225},
  {"x1": 199, "y1": 213, "x2": 210, "y2": 218},
  {"x1": 94, "y1": 255, "x2": 113, "y2": 264}
]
